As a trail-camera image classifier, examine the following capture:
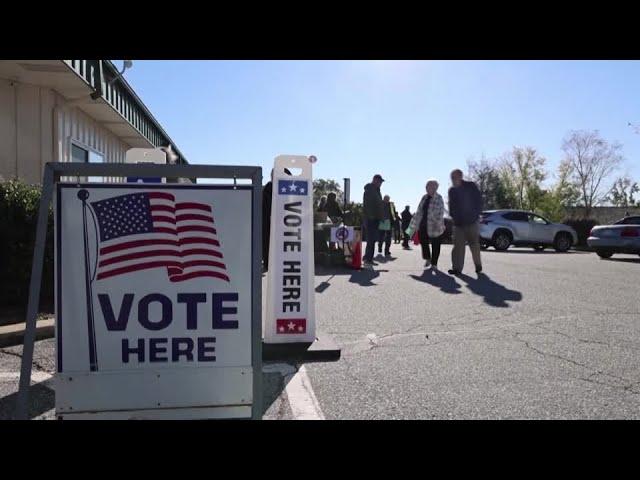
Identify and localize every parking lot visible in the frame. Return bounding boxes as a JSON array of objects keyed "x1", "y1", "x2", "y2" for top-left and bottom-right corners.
[{"x1": 2, "y1": 245, "x2": 639, "y2": 419}]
